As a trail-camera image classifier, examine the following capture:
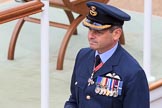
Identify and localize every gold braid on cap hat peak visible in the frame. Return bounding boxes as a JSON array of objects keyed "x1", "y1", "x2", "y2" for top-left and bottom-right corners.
[{"x1": 83, "y1": 18, "x2": 111, "y2": 30}]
